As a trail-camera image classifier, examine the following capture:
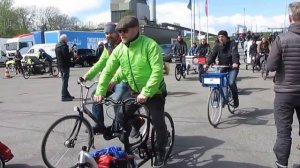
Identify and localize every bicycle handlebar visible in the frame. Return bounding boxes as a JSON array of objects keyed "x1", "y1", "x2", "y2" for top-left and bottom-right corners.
[{"x1": 77, "y1": 77, "x2": 98, "y2": 89}]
